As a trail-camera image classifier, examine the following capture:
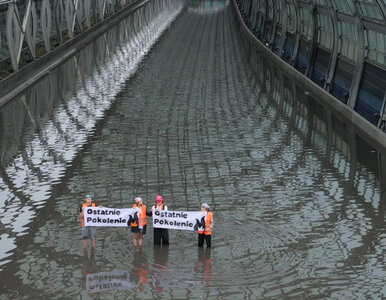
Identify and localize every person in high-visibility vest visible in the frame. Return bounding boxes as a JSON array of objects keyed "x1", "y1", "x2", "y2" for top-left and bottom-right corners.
[
  {"x1": 151, "y1": 195, "x2": 169, "y2": 245},
  {"x1": 198, "y1": 203, "x2": 213, "y2": 248},
  {"x1": 131, "y1": 197, "x2": 151, "y2": 247},
  {"x1": 79, "y1": 194, "x2": 97, "y2": 249}
]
